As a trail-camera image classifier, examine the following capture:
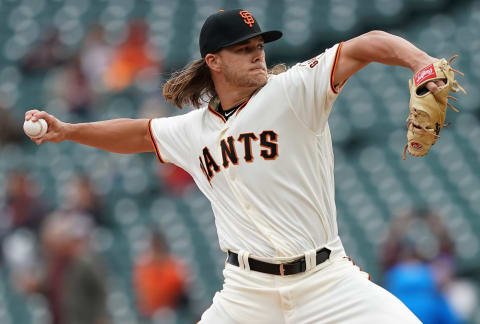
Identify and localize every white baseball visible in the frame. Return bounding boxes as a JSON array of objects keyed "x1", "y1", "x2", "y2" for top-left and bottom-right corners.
[{"x1": 23, "y1": 118, "x2": 48, "y2": 138}]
